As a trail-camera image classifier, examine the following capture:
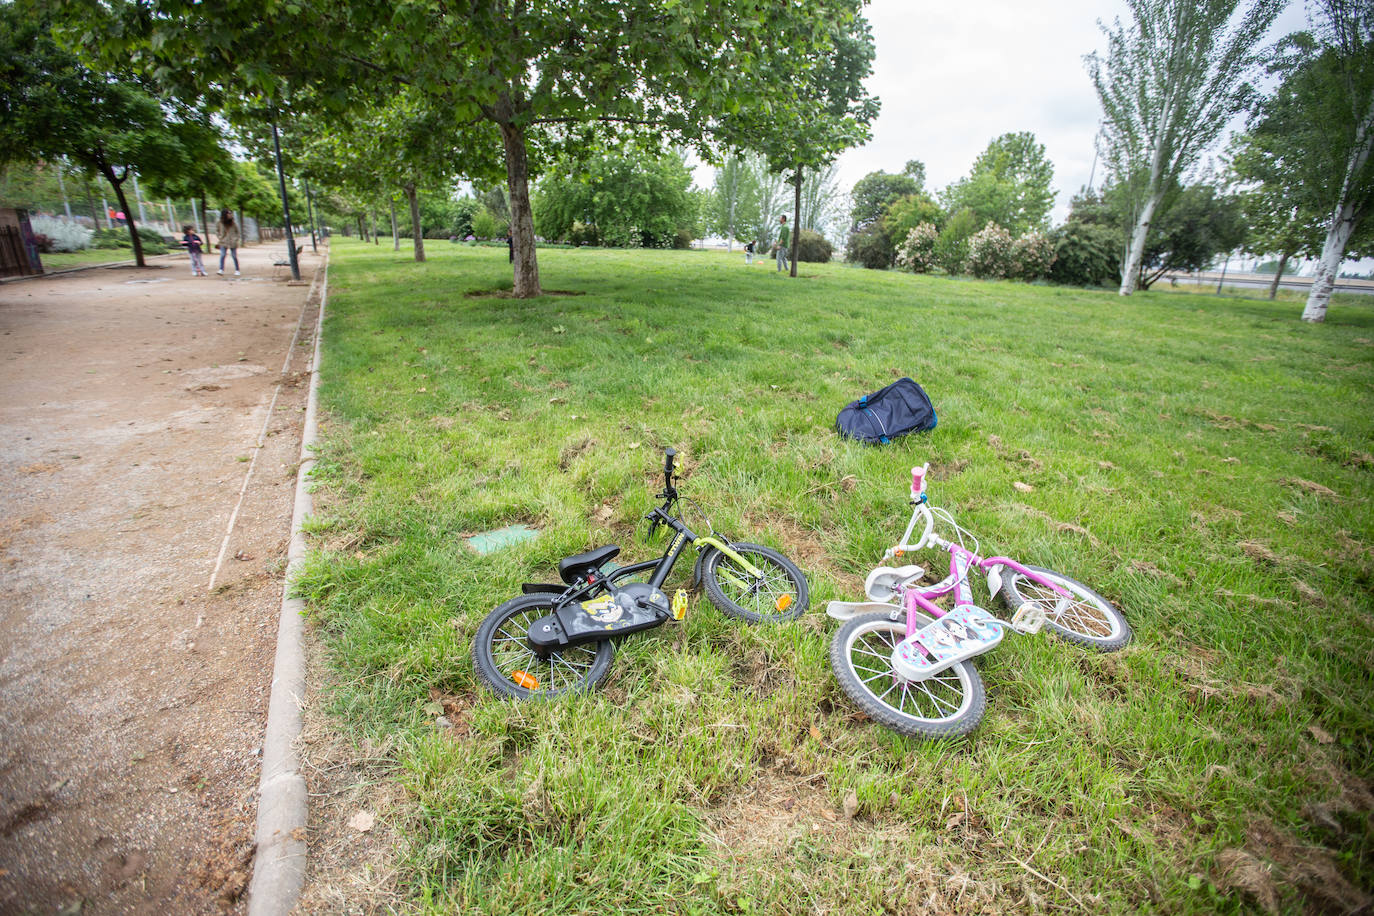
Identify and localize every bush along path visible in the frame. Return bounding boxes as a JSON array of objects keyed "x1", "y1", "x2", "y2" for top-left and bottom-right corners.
[{"x1": 294, "y1": 238, "x2": 1373, "y2": 913}]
